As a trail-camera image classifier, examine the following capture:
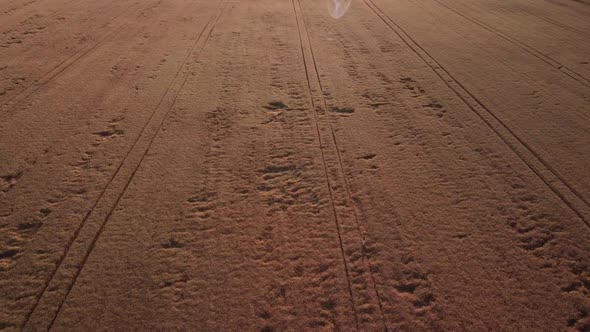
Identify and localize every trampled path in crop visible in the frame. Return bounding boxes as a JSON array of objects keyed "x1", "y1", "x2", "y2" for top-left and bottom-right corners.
[{"x1": 0, "y1": 0, "x2": 589, "y2": 330}]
